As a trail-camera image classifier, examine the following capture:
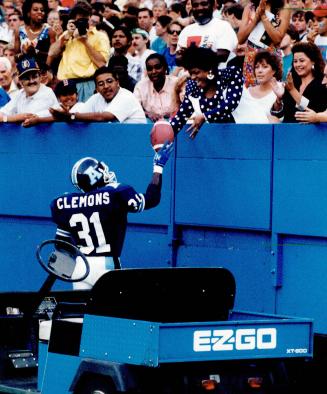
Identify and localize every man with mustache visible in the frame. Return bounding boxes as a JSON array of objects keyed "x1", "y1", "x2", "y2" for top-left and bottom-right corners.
[
  {"x1": 0, "y1": 56, "x2": 58, "y2": 123},
  {"x1": 50, "y1": 66, "x2": 146, "y2": 124},
  {"x1": 176, "y1": 0, "x2": 238, "y2": 67}
]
